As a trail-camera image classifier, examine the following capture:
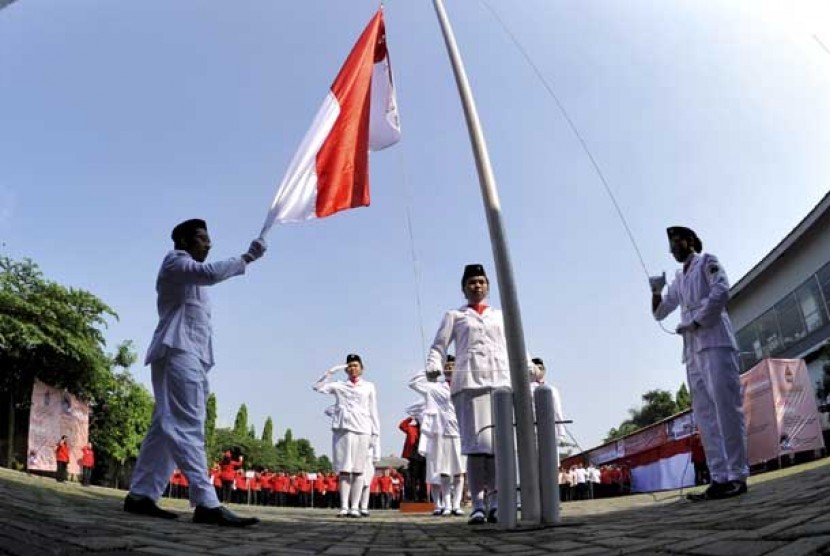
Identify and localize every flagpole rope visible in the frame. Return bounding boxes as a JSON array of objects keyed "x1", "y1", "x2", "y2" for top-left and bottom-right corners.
[
  {"x1": 479, "y1": 0, "x2": 675, "y2": 336},
  {"x1": 396, "y1": 147, "x2": 430, "y2": 359}
]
